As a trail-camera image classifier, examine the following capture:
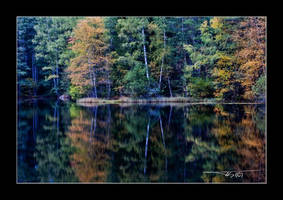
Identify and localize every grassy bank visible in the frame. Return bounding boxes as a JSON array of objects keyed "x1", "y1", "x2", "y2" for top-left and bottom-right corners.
[
  {"x1": 76, "y1": 97, "x2": 265, "y2": 106},
  {"x1": 77, "y1": 97, "x2": 191, "y2": 103}
]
